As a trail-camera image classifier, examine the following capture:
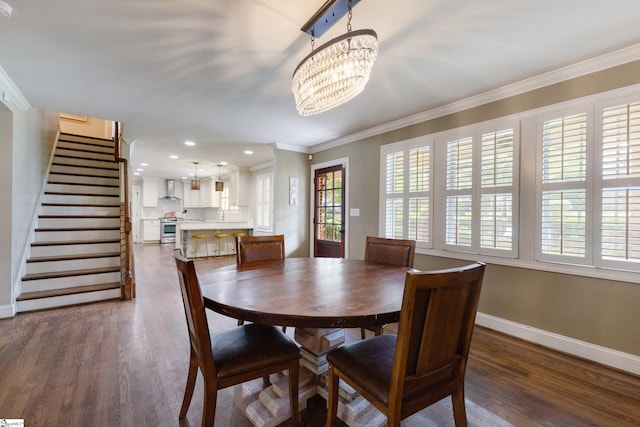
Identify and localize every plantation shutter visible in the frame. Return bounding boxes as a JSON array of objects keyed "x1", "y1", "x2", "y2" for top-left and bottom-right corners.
[
  {"x1": 540, "y1": 113, "x2": 588, "y2": 258},
  {"x1": 600, "y1": 102, "x2": 640, "y2": 263}
]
